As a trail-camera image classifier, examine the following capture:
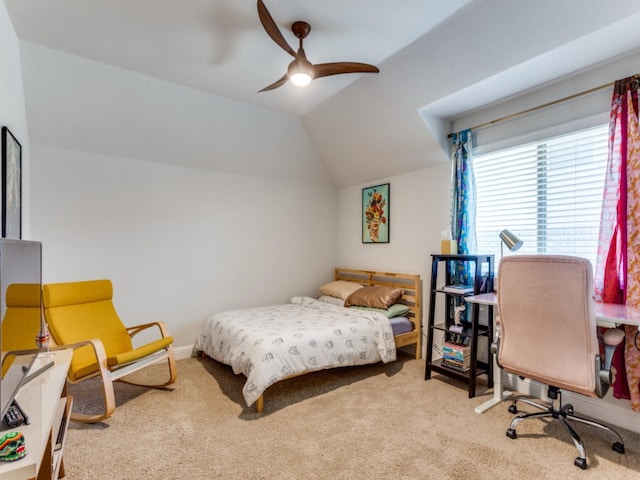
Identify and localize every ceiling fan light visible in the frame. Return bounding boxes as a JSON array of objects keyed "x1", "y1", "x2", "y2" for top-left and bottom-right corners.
[
  {"x1": 287, "y1": 60, "x2": 313, "y2": 87},
  {"x1": 290, "y1": 72, "x2": 312, "y2": 87}
]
